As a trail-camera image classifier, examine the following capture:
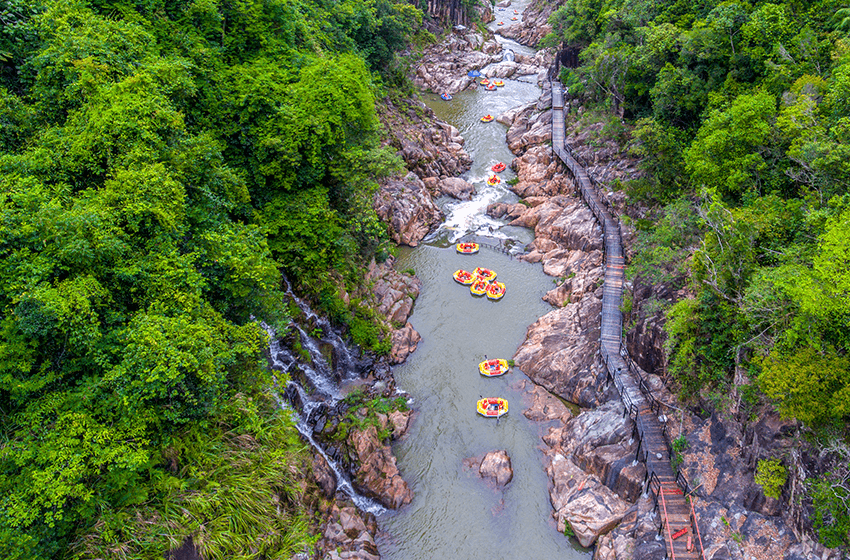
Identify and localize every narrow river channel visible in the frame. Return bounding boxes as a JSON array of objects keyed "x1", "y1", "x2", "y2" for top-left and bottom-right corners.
[{"x1": 375, "y1": 13, "x2": 592, "y2": 560}]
